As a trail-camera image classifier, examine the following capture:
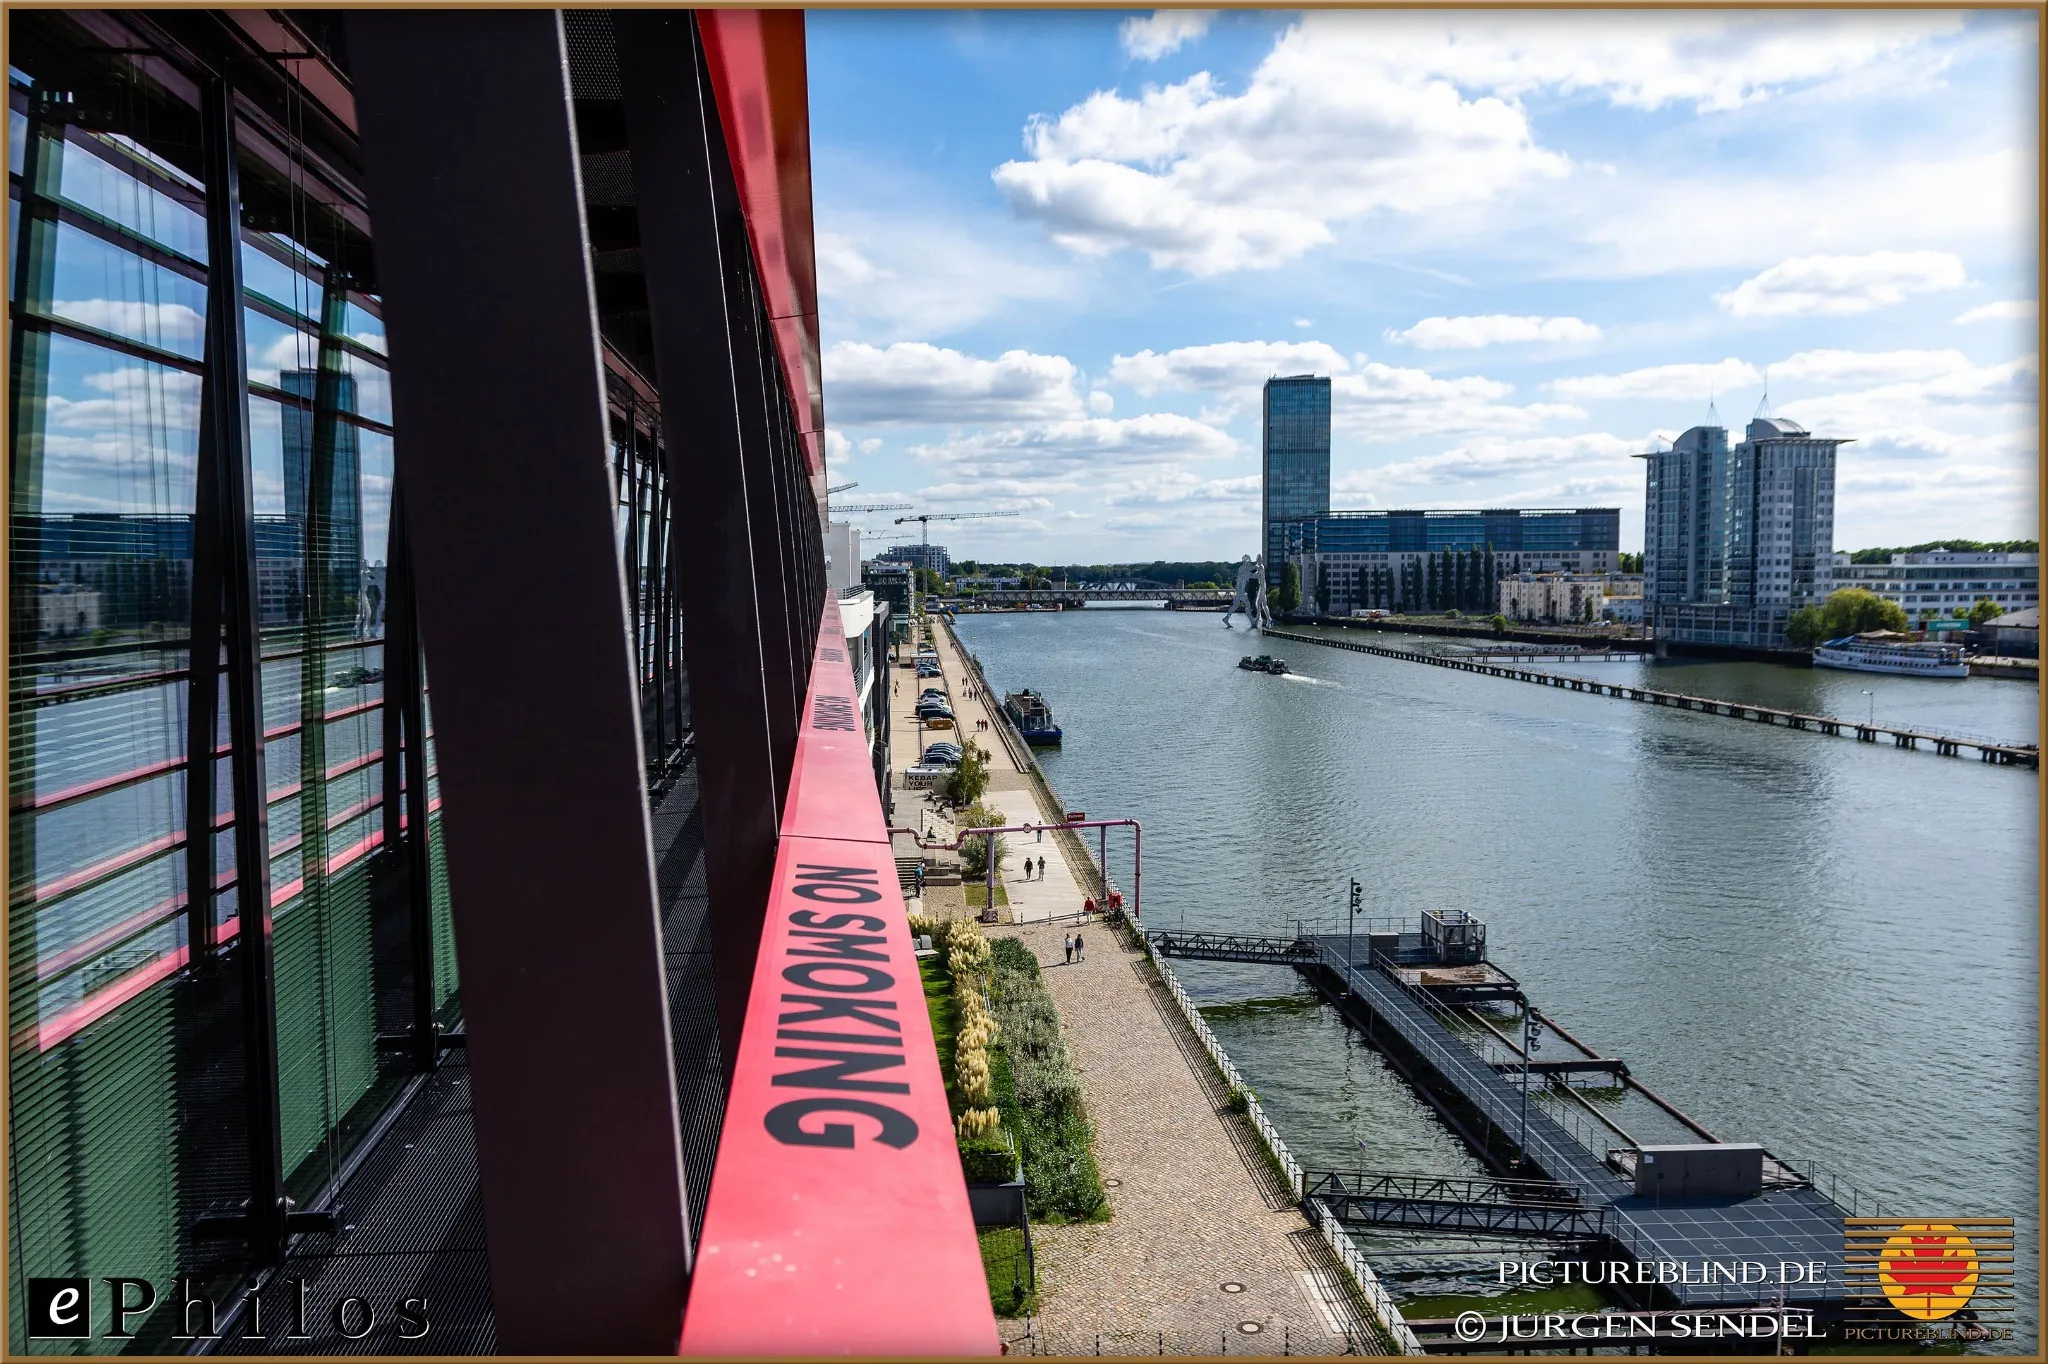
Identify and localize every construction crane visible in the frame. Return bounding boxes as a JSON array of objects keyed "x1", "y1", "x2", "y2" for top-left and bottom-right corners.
[
  {"x1": 893, "y1": 509, "x2": 1021, "y2": 616},
  {"x1": 825, "y1": 480, "x2": 859, "y2": 495},
  {"x1": 830, "y1": 500, "x2": 913, "y2": 516}
]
